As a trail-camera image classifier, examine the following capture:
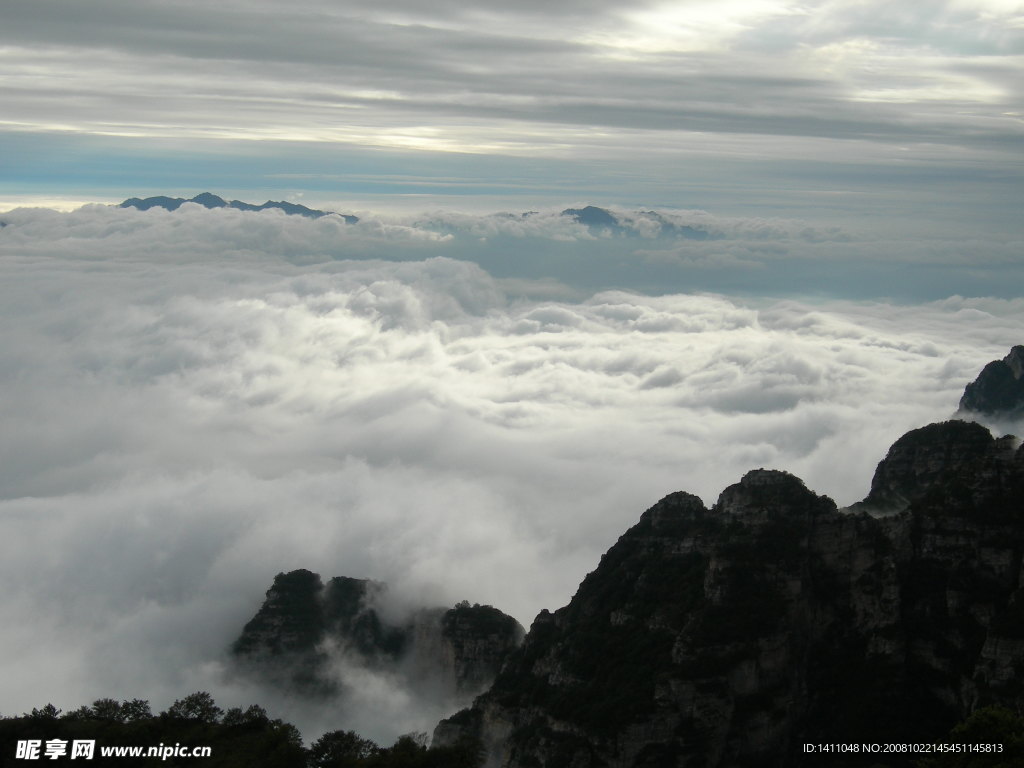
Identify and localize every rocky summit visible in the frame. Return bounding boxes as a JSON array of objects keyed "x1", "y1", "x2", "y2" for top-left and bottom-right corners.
[
  {"x1": 435, "y1": 350, "x2": 1024, "y2": 767},
  {"x1": 231, "y1": 570, "x2": 523, "y2": 701},
  {"x1": 959, "y1": 345, "x2": 1024, "y2": 418}
]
